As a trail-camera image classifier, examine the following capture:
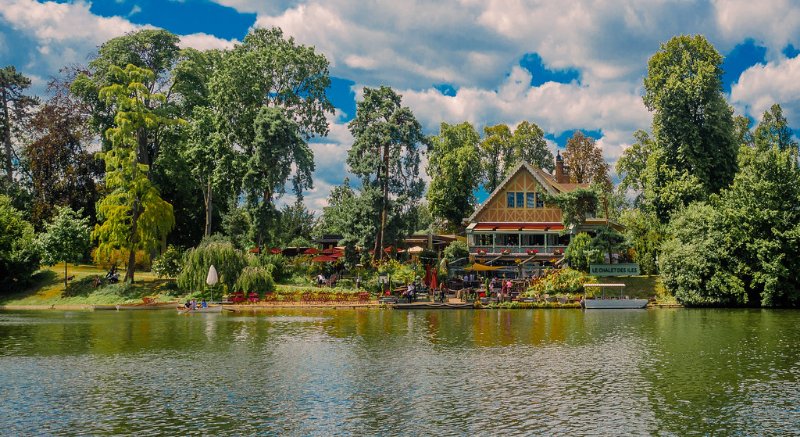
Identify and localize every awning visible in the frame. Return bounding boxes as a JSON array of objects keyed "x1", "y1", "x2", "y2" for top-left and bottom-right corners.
[
  {"x1": 472, "y1": 222, "x2": 564, "y2": 231},
  {"x1": 464, "y1": 263, "x2": 503, "y2": 271}
]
